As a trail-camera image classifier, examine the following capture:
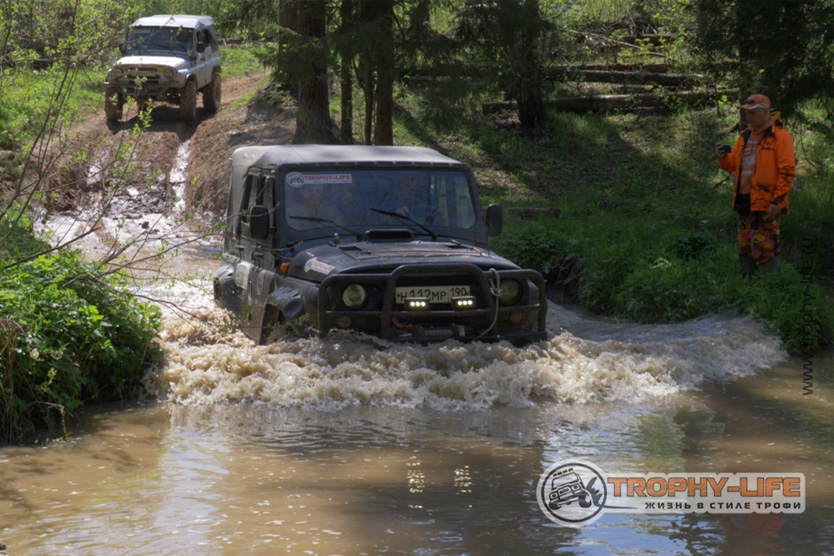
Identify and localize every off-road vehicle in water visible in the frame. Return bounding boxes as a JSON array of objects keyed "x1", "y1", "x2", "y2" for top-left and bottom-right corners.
[
  {"x1": 214, "y1": 145, "x2": 547, "y2": 345},
  {"x1": 104, "y1": 14, "x2": 221, "y2": 122}
]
